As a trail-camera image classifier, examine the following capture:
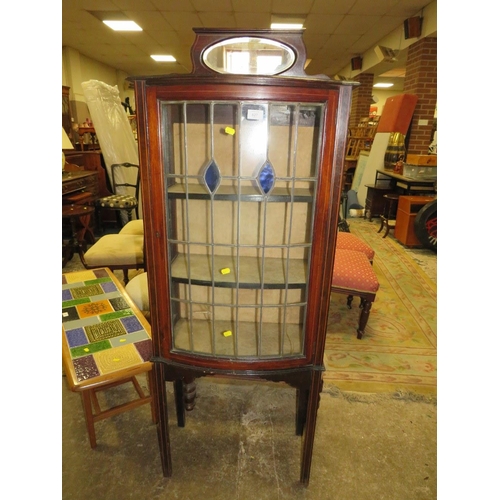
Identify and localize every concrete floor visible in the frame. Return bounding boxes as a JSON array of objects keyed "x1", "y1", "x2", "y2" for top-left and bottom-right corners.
[{"x1": 62, "y1": 375, "x2": 436, "y2": 499}]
